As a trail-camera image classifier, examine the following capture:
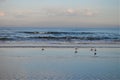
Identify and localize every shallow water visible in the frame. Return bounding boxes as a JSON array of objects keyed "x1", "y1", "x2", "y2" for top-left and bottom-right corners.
[{"x1": 0, "y1": 48, "x2": 120, "y2": 80}]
